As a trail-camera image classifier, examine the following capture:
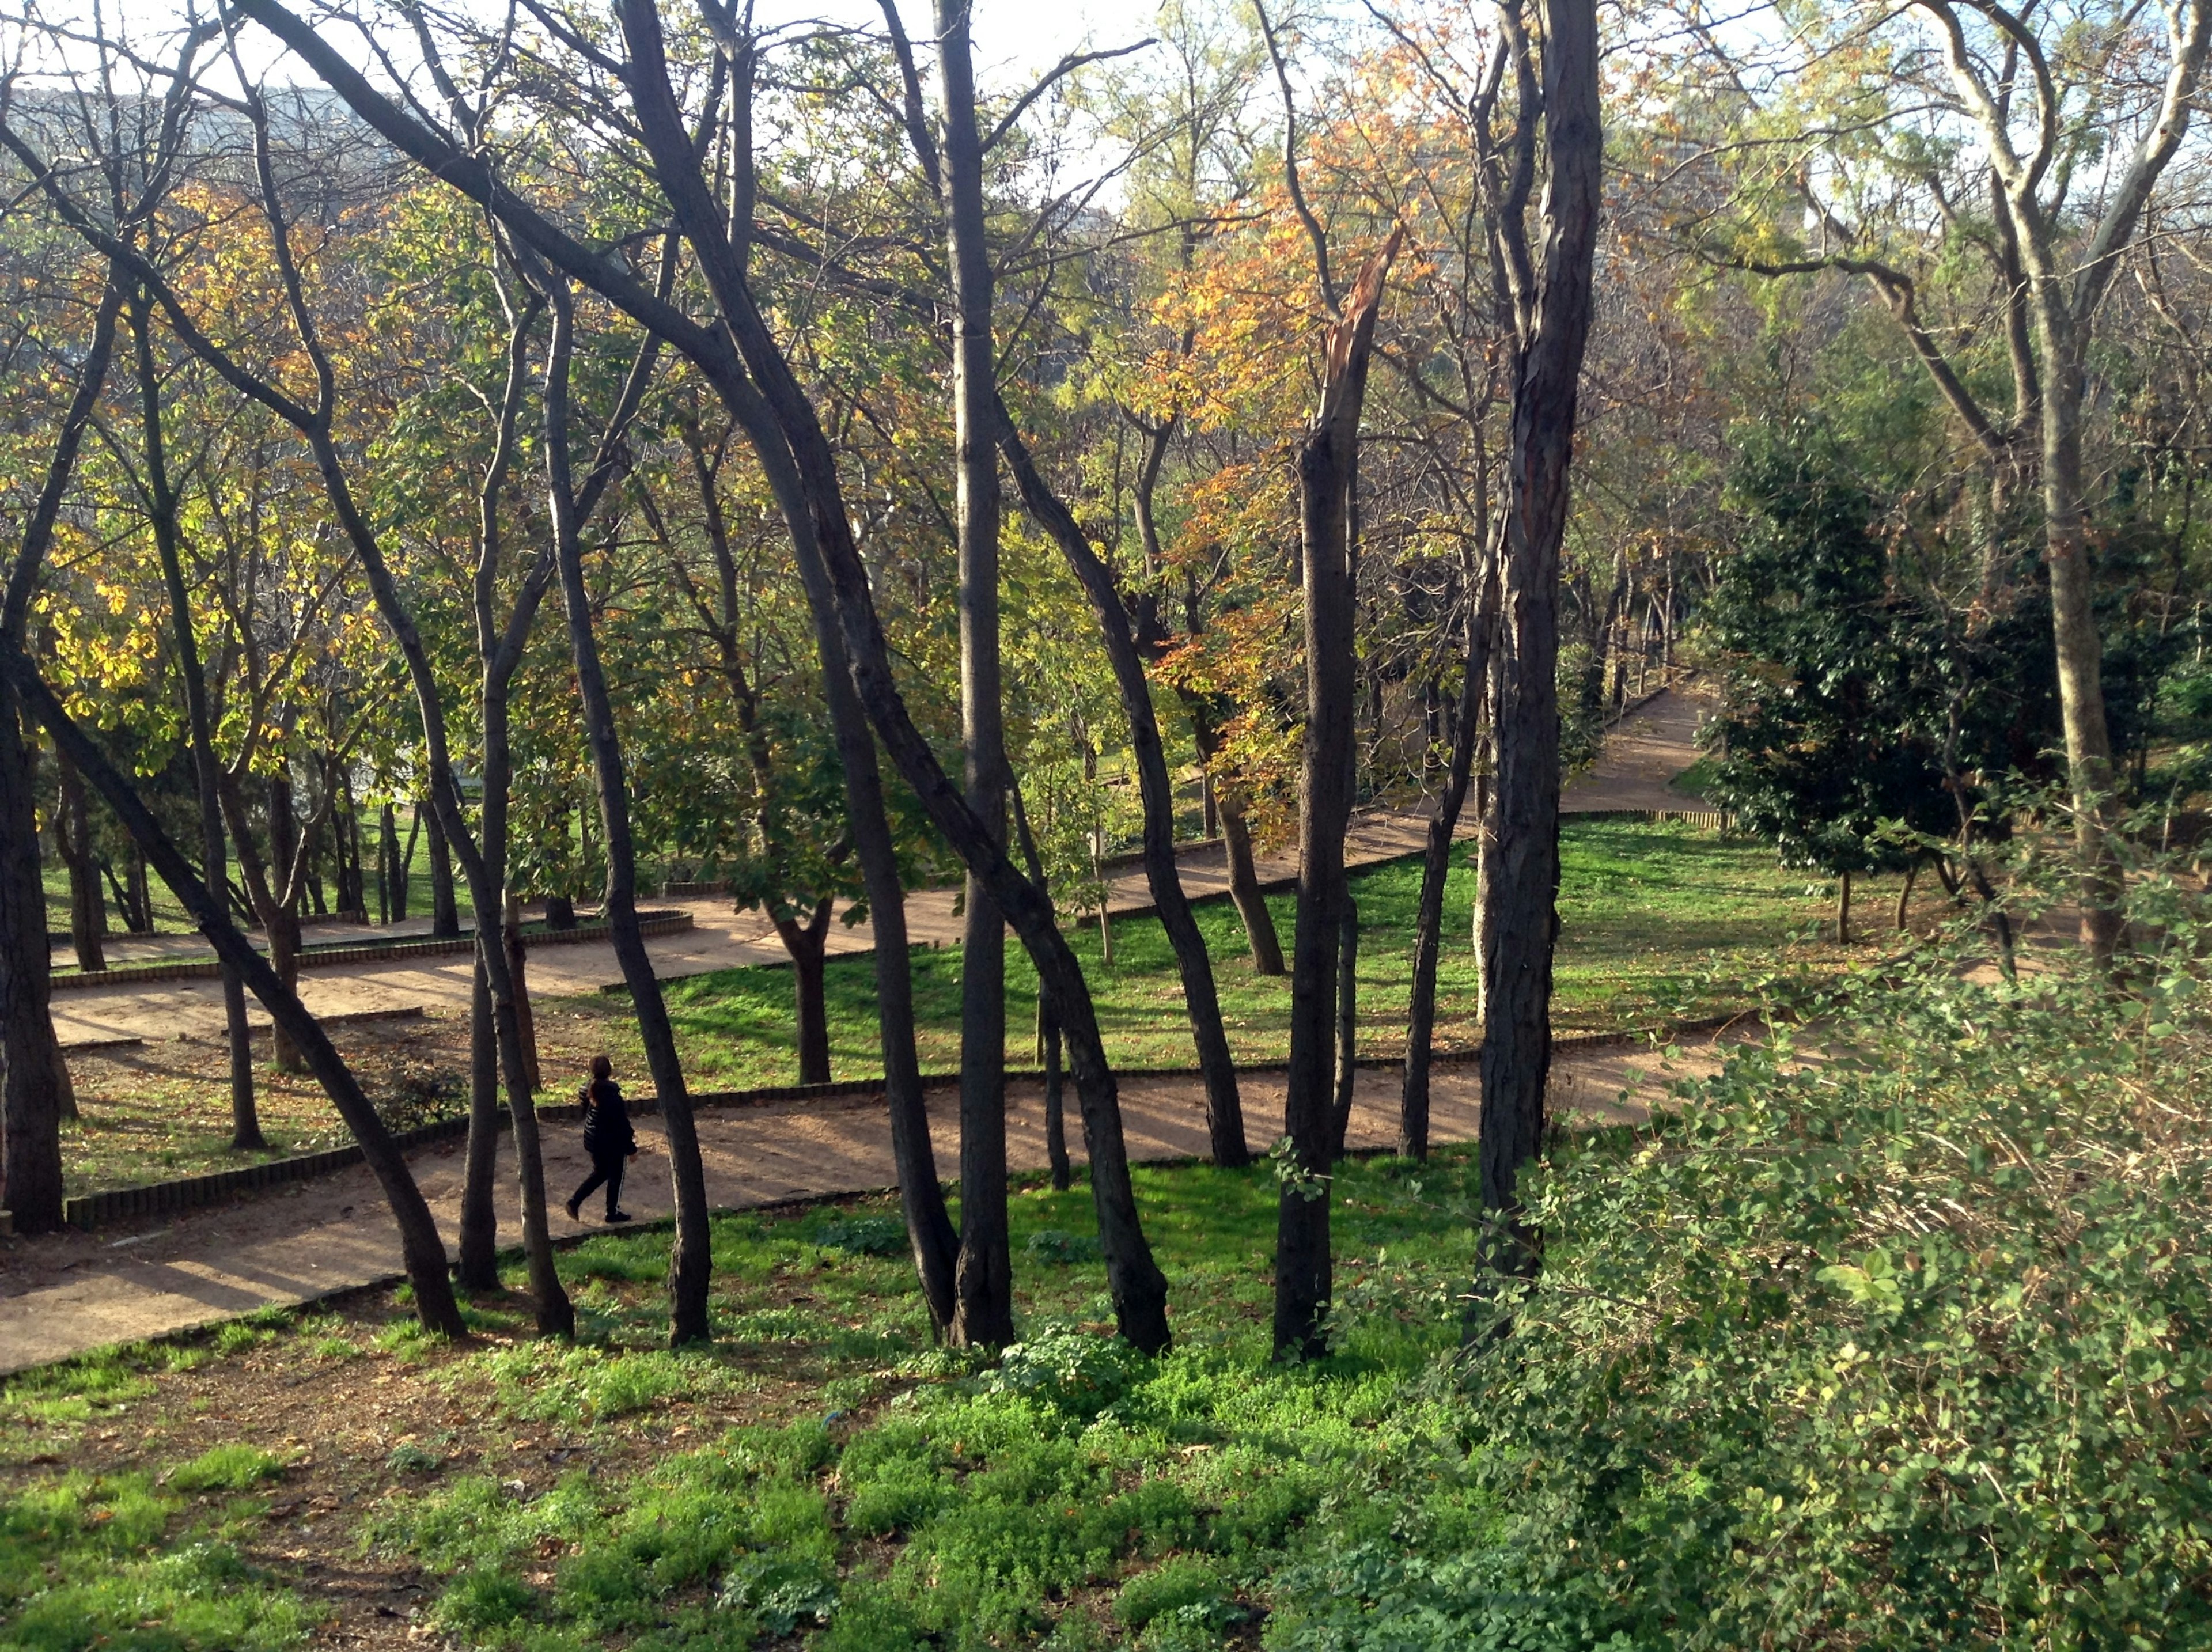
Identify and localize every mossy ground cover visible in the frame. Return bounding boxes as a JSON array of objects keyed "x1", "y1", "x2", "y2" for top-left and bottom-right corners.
[
  {"x1": 650, "y1": 821, "x2": 1894, "y2": 1089},
  {"x1": 2, "y1": 1150, "x2": 1494, "y2": 1650}
]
